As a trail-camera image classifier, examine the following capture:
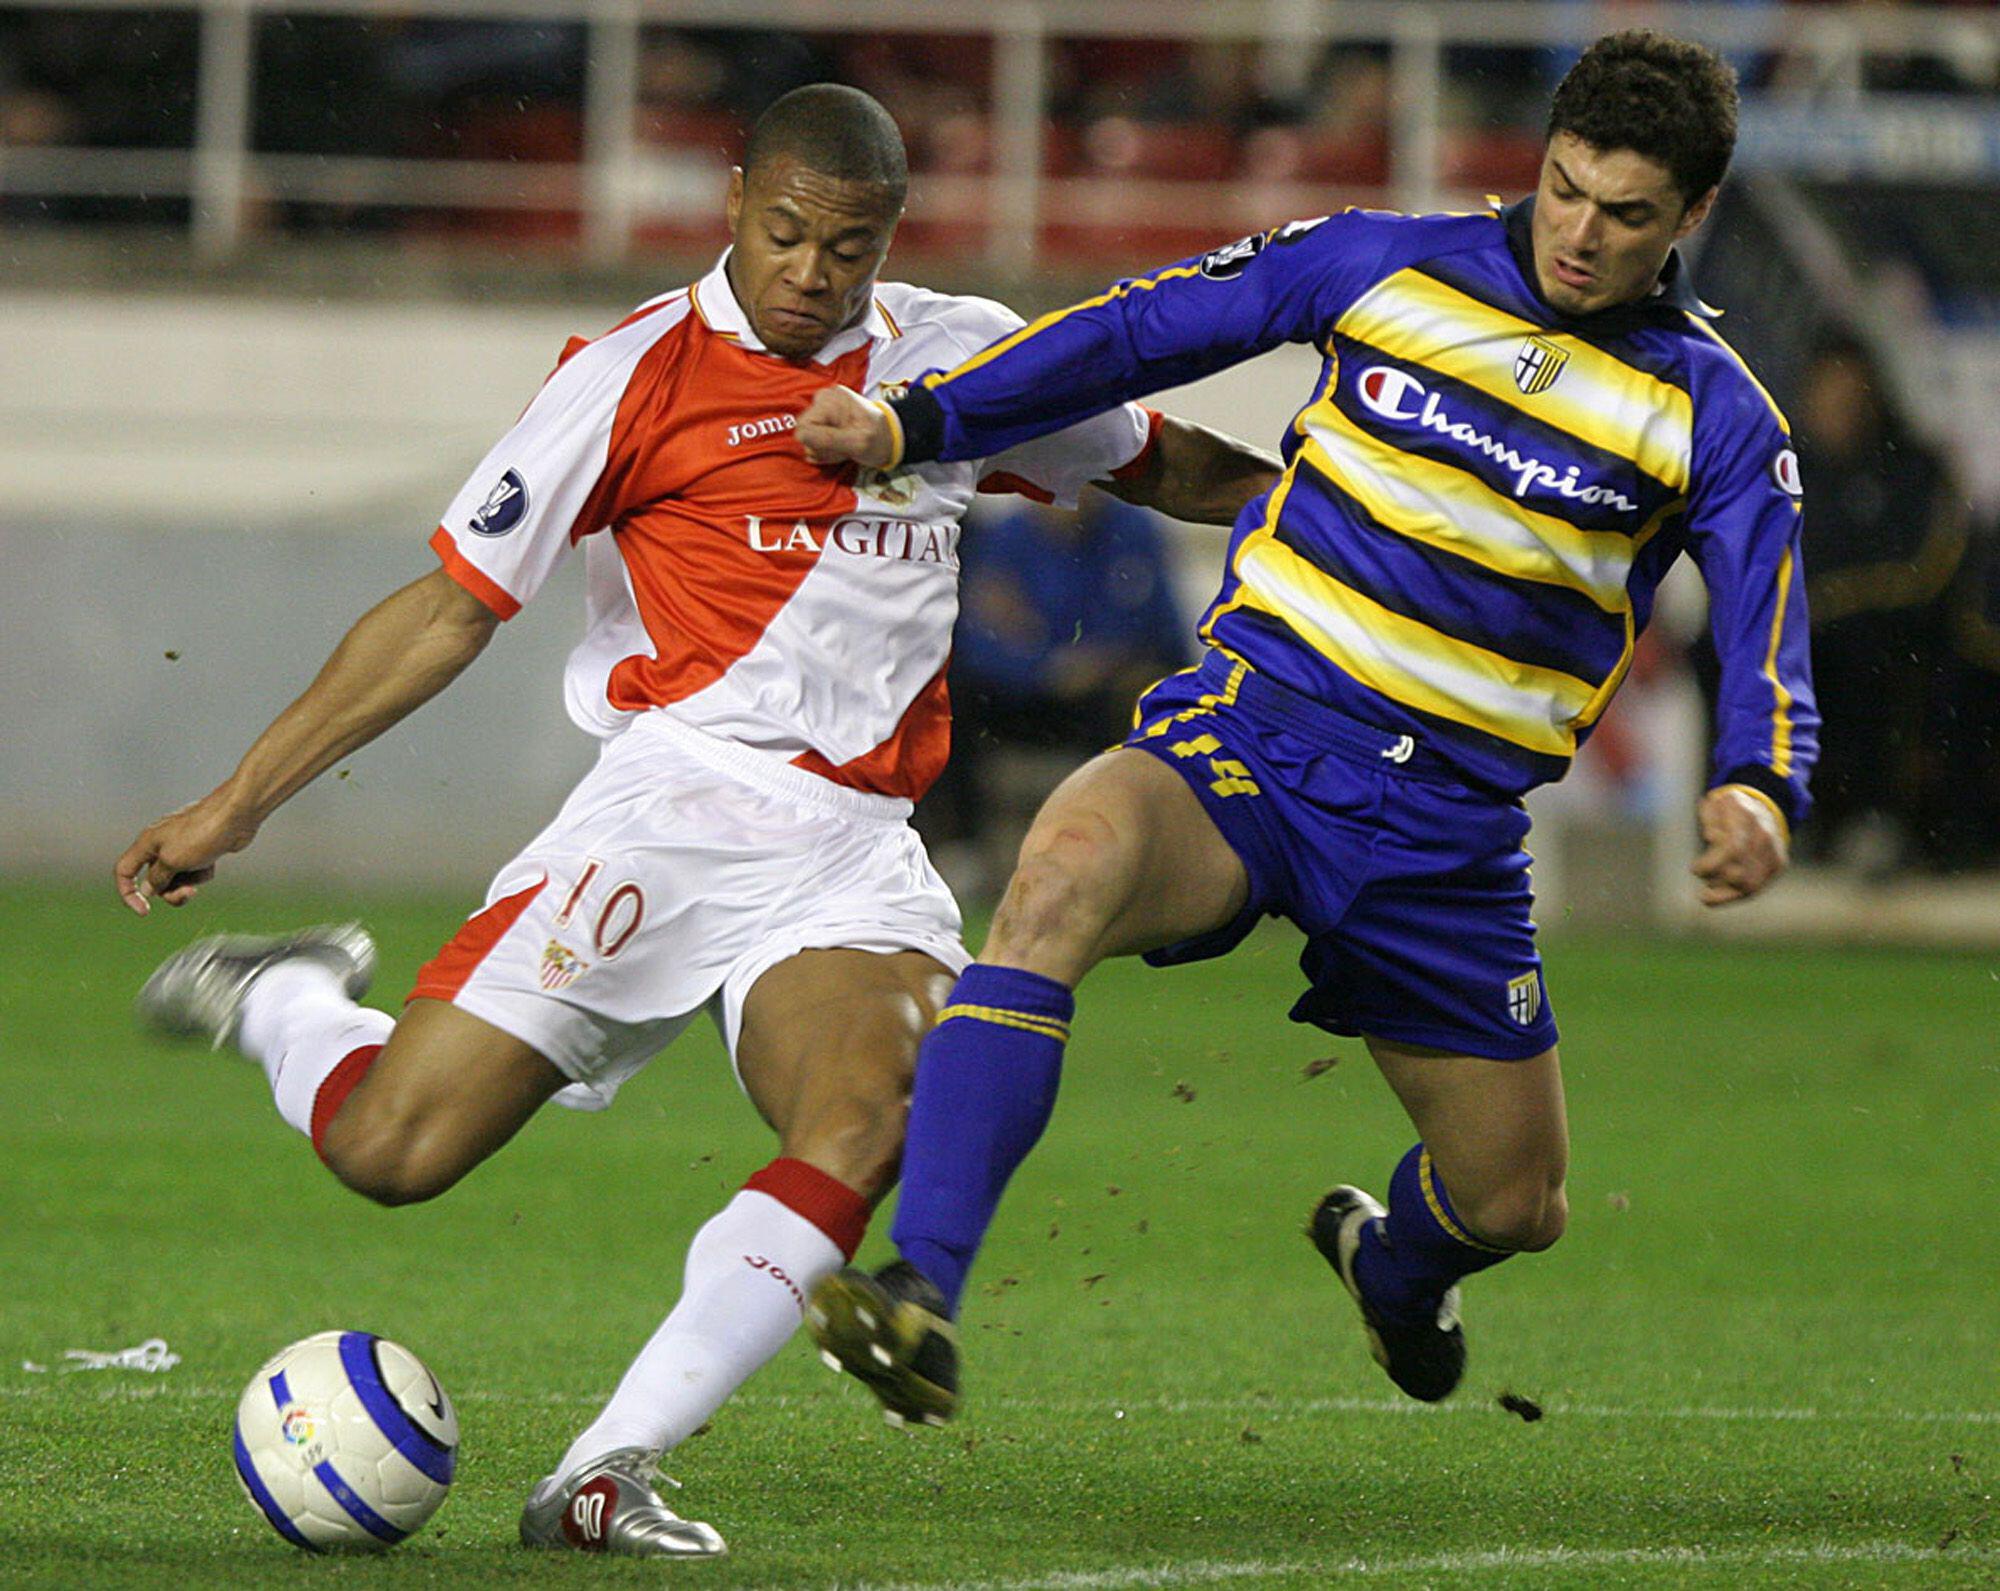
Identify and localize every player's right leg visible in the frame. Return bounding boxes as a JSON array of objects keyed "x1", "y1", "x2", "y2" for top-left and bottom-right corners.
[
  {"x1": 810, "y1": 745, "x2": 1249, "y2": 1417},
  {"x1": 985, "y1": 743, "x2": 1256, "y2": 983},
  {"x1": 312, "y1": 998, "x2": 568, "y2": 1205},
  {"x1": 137, "y1": 926, "x2": 568, "y2": 1202},
  {"x1": 894, "y1": 744, "x2": 1250, "y2": 1297}
]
